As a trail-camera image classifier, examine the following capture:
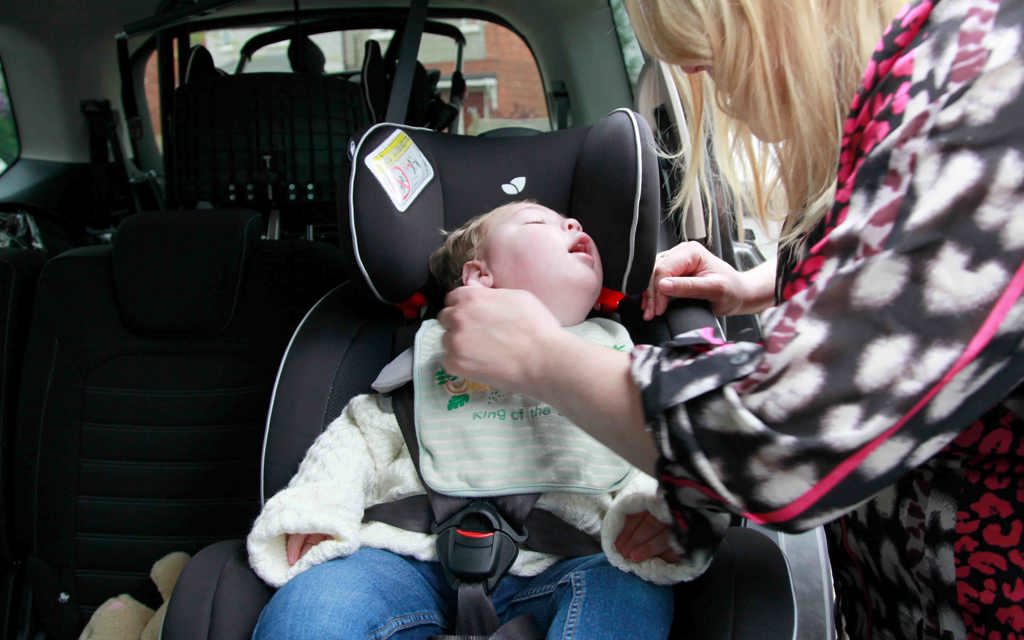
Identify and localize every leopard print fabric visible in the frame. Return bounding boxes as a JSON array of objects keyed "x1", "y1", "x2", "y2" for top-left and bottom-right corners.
[{"x1": 630, "y1": 0, "x2": 1024, "y2": 637}]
